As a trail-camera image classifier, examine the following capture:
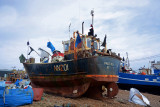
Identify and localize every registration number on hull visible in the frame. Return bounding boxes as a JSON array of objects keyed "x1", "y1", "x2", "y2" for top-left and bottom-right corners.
[{"x1": 54, "y1": 64, "x2": 69, "y2": 71}]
